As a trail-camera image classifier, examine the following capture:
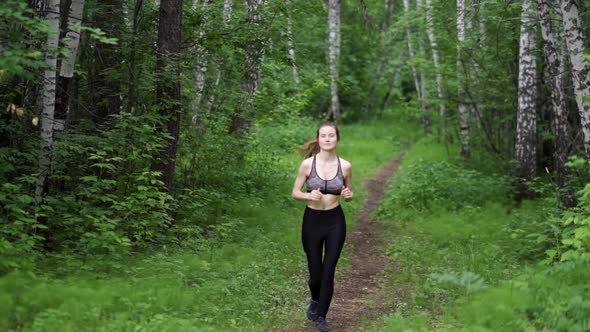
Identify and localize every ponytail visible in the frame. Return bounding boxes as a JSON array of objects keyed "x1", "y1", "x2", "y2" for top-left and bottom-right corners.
[{"x1": 298, "y1": 138, "x2": 320, "y2": 158}]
